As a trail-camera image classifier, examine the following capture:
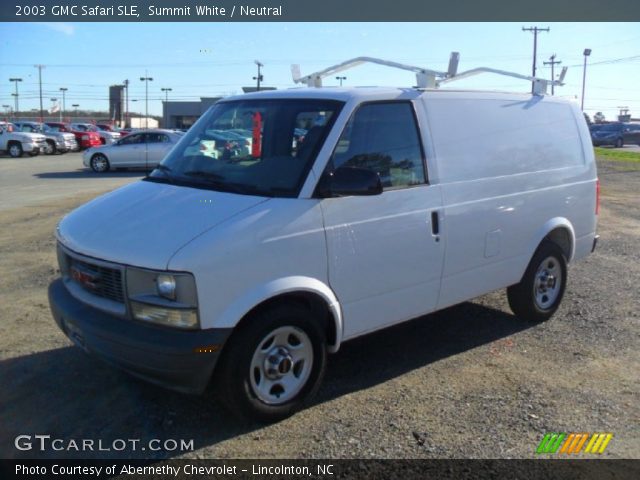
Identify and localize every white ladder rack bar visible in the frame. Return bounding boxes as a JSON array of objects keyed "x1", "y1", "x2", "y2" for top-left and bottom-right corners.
[{"x1": 291, "y1": 53, "x2": 567, "y2": 95}]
